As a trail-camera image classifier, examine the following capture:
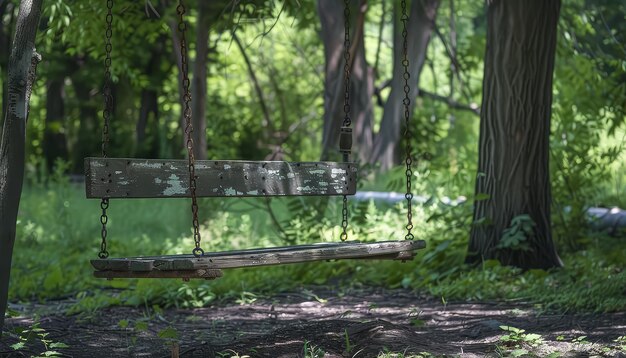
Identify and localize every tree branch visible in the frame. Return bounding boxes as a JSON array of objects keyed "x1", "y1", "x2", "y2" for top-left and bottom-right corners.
[
  {"x1": 374, "y1": 79, "x2": 479, "y2": 115},
  {"x1": 417, "y1": 88, "x2": 480, "y2": 115},
  {"x1": 232, "y1": 31, "x2": 273, "y2": 131}
]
